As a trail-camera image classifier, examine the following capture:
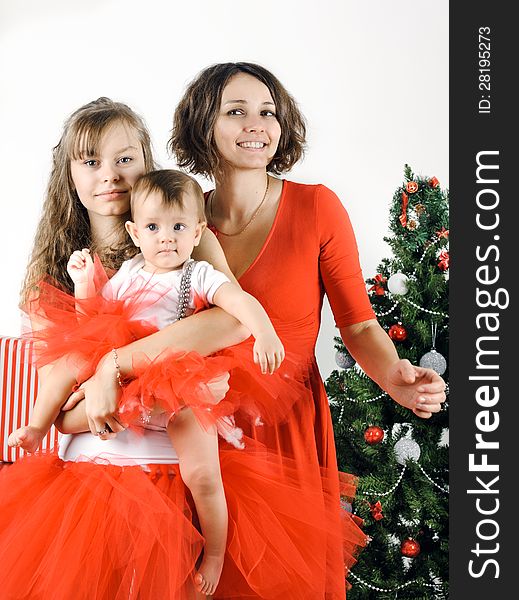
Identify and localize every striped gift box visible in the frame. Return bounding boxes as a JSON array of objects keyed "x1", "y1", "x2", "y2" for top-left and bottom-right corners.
[{"x1": 1, "y1": 335, "x2": 59, "y2": 462}]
